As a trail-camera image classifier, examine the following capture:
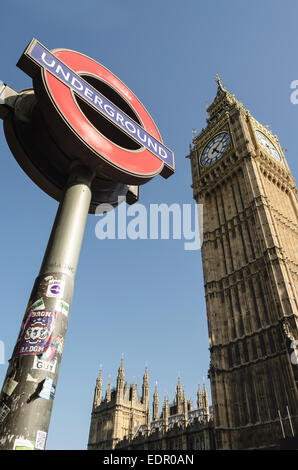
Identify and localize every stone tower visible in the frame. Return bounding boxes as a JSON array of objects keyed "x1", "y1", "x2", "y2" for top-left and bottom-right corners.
[
  {"x1": 88, "y1": 360, "x2": 150, "y2": 449},
  {"x1": 188, "y1": 76, "x2": 298, "y2": 449}
]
